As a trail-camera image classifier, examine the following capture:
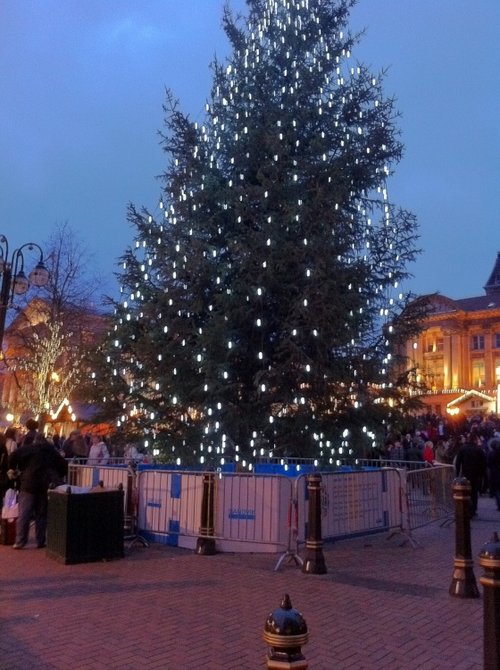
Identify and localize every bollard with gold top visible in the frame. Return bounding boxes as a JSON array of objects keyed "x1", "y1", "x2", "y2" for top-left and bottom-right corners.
[
  {"x1": 479, "y1": 531, "x2": 500, "y2": 670},
  {"x1": 263, "y1": 594, "x2": 309, "y2": 669},
  {"x1": 301, "y1": 472, "x2": 327, "y2": 574},
  {"x1": 449, "y1": 477, "x2": 479, "y2": 598}
]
